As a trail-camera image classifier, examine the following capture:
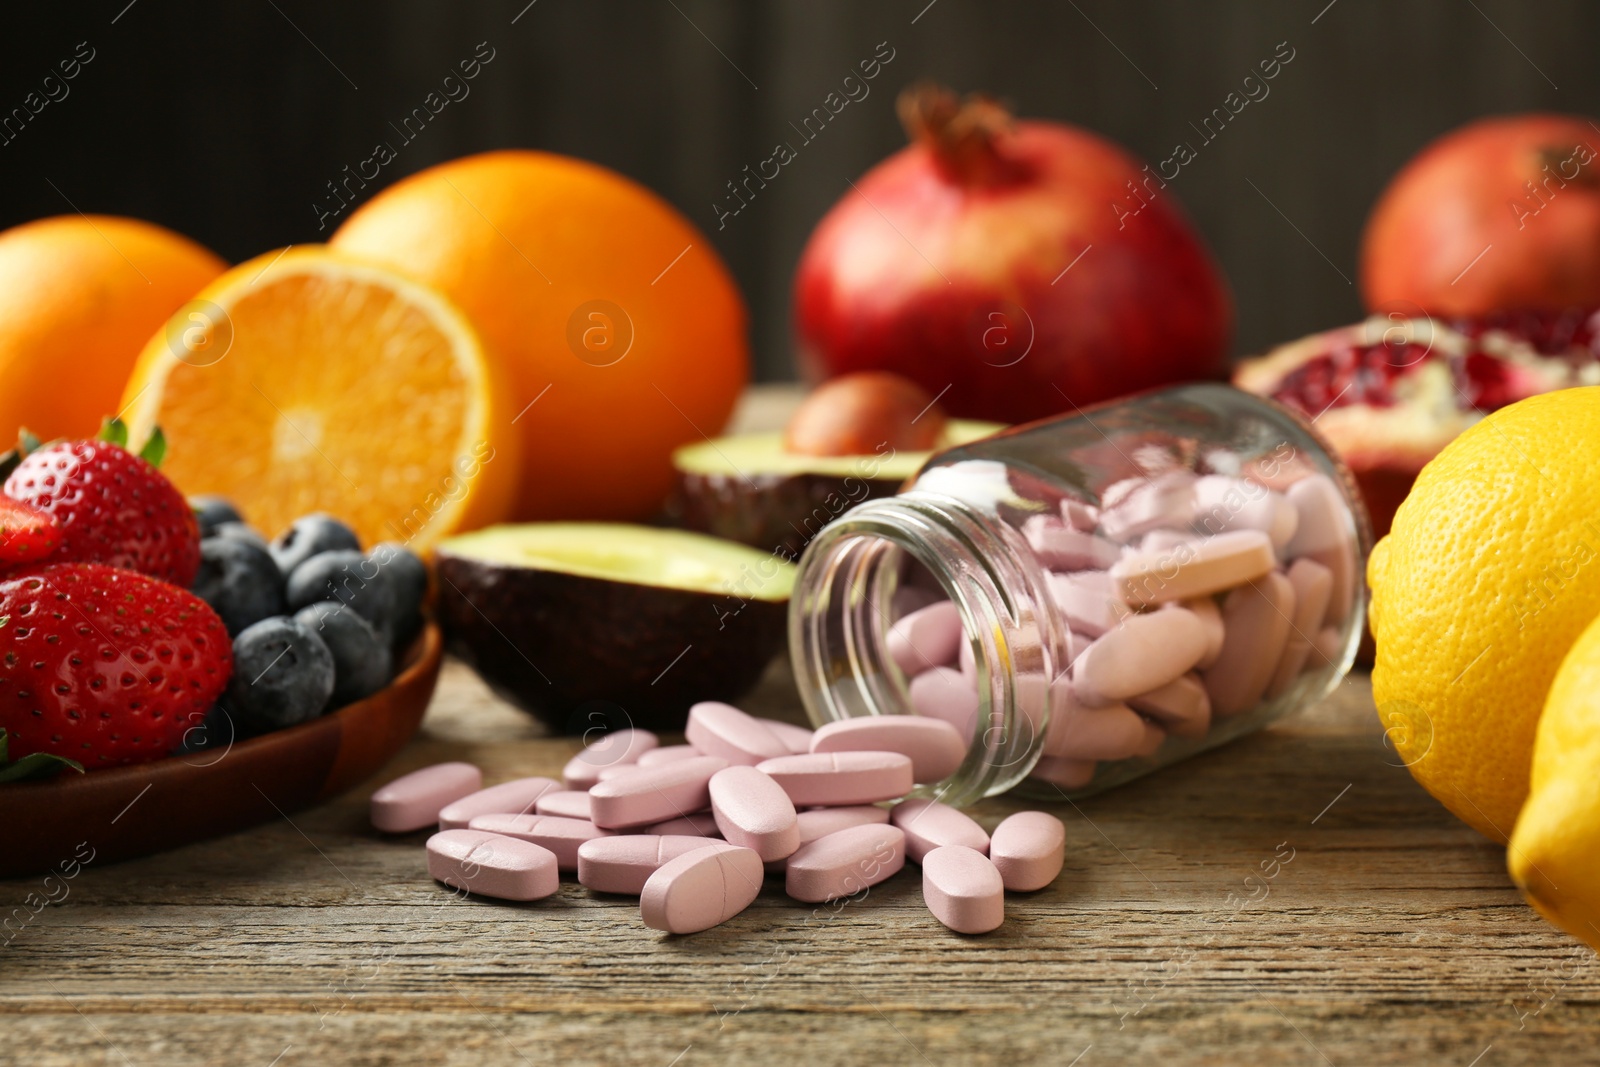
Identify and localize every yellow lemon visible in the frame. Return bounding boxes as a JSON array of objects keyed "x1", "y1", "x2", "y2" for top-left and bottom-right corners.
[{"x1": 1368, "y1": 386, "x2": 1600, "y2": 842}]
